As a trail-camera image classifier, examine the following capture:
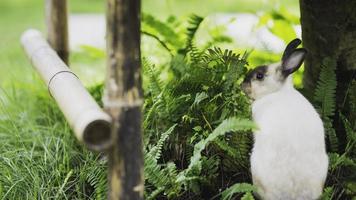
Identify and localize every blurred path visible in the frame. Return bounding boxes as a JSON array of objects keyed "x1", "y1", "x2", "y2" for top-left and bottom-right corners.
[
  {"x1": 69, "y1": 14, "x2": 301, "y2": 53},
  {"x1": 69, "y1": 14, "x2": 106, "y2": 50}
]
